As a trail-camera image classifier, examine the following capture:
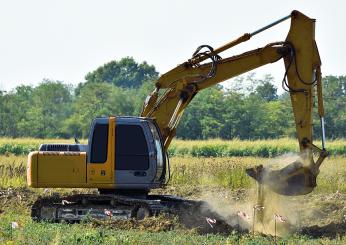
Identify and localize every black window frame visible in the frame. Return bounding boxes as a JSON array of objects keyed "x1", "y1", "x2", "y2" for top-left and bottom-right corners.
[{"x1": 90, "y1": 123, "x2": 109, "y2": 163}]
